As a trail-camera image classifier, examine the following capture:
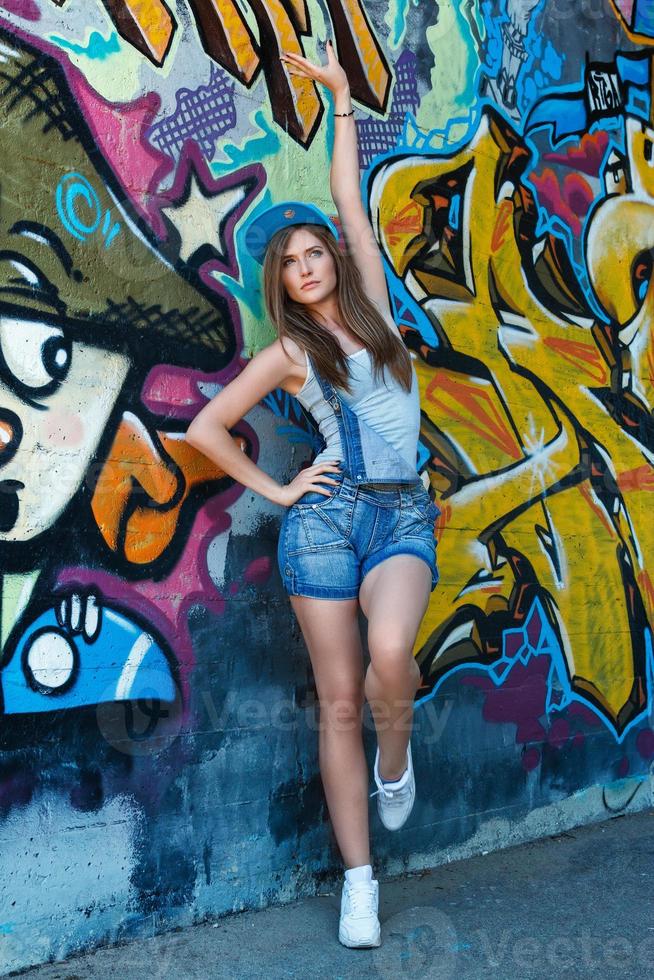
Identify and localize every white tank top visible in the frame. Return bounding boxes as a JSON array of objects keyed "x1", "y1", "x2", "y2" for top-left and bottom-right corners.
[{"x1": 294, "y1": 347, "x2": 421, "y2": 469}]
